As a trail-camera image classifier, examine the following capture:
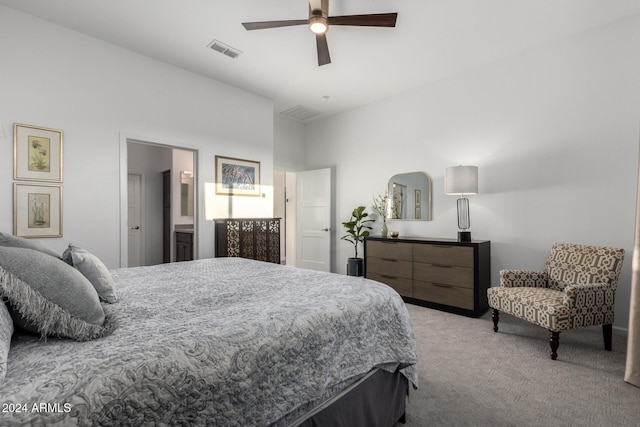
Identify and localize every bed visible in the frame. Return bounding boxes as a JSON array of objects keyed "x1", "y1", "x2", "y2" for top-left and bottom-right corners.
[{"x1": 0, "y1": 245, "x2": 418, "y2": 426}]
